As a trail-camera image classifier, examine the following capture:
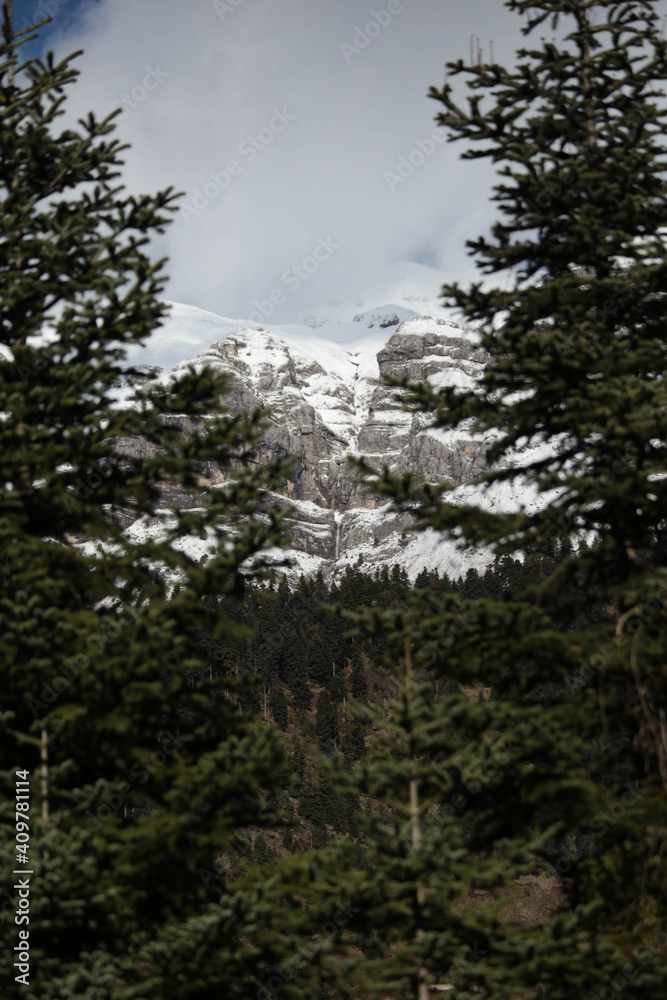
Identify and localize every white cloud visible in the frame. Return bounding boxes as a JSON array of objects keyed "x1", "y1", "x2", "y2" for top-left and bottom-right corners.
[{"x1": 38, "y1": 1, "x2": 543, "y2": 327}]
